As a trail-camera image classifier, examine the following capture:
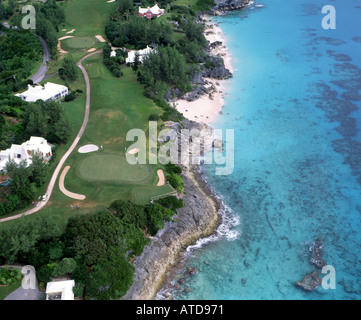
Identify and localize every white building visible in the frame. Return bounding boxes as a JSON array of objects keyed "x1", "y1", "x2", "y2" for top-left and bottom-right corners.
[
  {"x1": 15, "y1": 82, "x2": 68, "y2": 103},
  {"x1": 0, "y1": 136, "x2": 52, "y2": 172},
  {"x1": 125, "y1": 46, "x2": 154, "y2": 64},
  {"x1": 46, "y1": 280, "x2": 75, "y2": 300}
]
